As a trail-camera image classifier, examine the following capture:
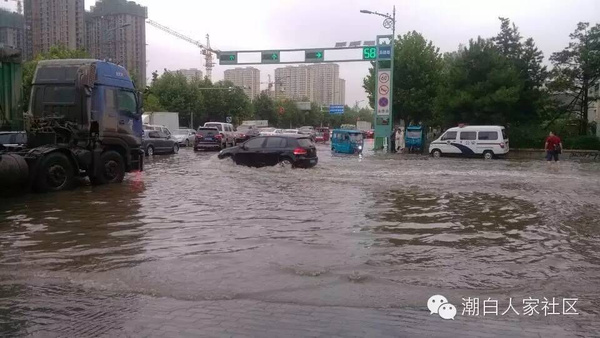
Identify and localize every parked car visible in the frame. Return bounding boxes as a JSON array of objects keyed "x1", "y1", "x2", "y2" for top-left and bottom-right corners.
[
  {"x1": 259, "y1": 128, "x2": 283, "y2": 136},
  {"x1": 365, "y1": 129, "x2": 374, "y2": 139},
  {"x1": 218, "y1": 135, "x2": 318, "y2": 168},
  {"x1": 203, "y1": 122, "x2": 236, "y2": 148},
  {"x1": 142, "y1": 129, "x2": 179, "y2": 156},
  {"x1": 235, "y1": 124, "x2": 261, "y2": 143},
  {"x1": 172, "y1": 129, "x2": 196, "y2": 147},
  {"x1": 194, "y1": 127, "x2": 223, "y2": 151},
  {"x1": 429, "y1": 125, "x2": 509, "y2": 159},
  {"x1": 282, "y1": 129, "x2": 300, "y2": 134},
  {"x1": 143, "y1": 124, "x2": 172, "y2": 137}
]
